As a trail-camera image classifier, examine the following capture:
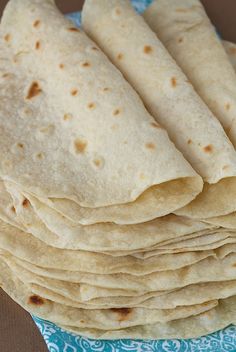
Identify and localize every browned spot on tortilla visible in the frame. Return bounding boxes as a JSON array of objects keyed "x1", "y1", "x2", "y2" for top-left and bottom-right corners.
[
  {"x1": 203, "y1": 144, "x2": 213, "y2": 153},
  {"x1": 103, "y1": 87, "x2": 110, "y2": 92},
  {"x1": 80, "y1": 320, "x2": 85, "y2": 323},
  {"x1": 71, "y1": 89, "x2": 78, "y2": 96},
  {"x1": 187, "y1": 139, "x2": 192, "y2": 144},
  {"x1": 82, "y1": 62, "x2": 91, "y2": 67},
  {"x1": 35, "y1": 41, "x2": 41, "y2": 50},
  {"x1": 22, "y1": 198, "x2": 29, "y2": 207},
  {"x1": 2, "y1": 73, "x2": 11, "y2": 78},
  {"x1": 176, "y1": 8, "x2": 188, "y2": 12},
  {"x1": 110, "y1": 308, "x2": 132, "y2": 321},
  {"x1": 113, "y1": 109, "x2": 121, "y2": 116},
  {"x1": 223, "y1": 165, "x2": 230, "y2": 170},
  {"x1": 178, "y1": 38, "x2": 183, "y2": 43},
  {"x1": 74, "y1": 139, "x2": 87, "y2": 154},
  {"x1": 229, "y1": 47, "x2": 236, "y2": 55},
  {"x1": 33, "y1": 20, "x2": 41, "y2": 28},
  {"x1": 59, "y1": 63, "x2": 65, "y2": 69},
  {"x1": 145, "y1": 142, "x2": 156, "y2": 150},
  {"x1": 26, "y1": 82, "x2": 42, "y2": 99},
  {"x1": 91, "y1": 46, "x2": 99, "y2": 51},
  {"x1": 225, "y1": 103, "x2": 231, "y2": 111},
  {"x1": 28, "y1": 295, "x2": 44, "y2": 305},
  {"x1": 151, "y1": 122, "x2": 162, "y2": 129},
  {"x1": 11, "y1": 206, "x2": 16, "y2": 213},
  {"x1": 4, "y1": 34, "x2": 11, "y2": 42},
  {"x1": 68, "y1": 27, "x2": 80, "y2": 32},
  {"x1": 115, "y1": 8, "x2": 121, "y2": 15},
  {"x1": 36, "y1": 152, "x2": 44, "y2": 160},
  {"x1": 117, "y1": 53, "x2": 123, "y2": 60},
  {"x1": 143, "y1": 45, "x2": 152, "y2": 54},
  {"x1": 88, "y1": 102, "x2": 95, "y2": 109},
  {"x1": 17, "y1": 143, "x2": 24, "y2": 149},
  {"x1": 63, "y1": 113, "x2": 72, "y2": 121},
  {"x1": 93, "y1": 159, "x2": 101, "y2": 167},
  {"x1": 233, "y1": 263, "x2": 236, "y2": 267},
  {"x1": 171, "y1": 77, "x2": 177, "y2": 87}
]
